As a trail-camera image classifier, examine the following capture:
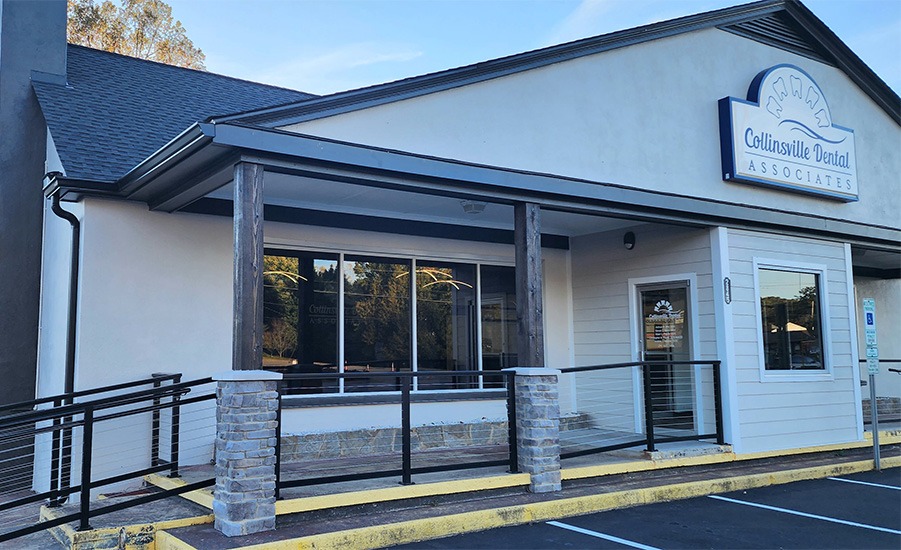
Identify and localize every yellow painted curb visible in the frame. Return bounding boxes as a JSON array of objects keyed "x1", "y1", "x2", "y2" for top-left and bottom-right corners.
[
  {"x1": 275, "y1": 473, "x2": 530, "y2": 515},
  {"x1": 144, "y1": 474, "x2": 214, "y2": 509},
  {"x1": 156, "y1": 529, "x2": 199, "y2": 550},
  {"x1": 41, "y1": 504, "x2": 212, "y2": 550},
  {"x1": 563, "y1": 431, "x2": 901, "y2": 481},
  {"x1": 220, "y1": 457, "x2": 899, "y2": 550}
]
